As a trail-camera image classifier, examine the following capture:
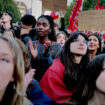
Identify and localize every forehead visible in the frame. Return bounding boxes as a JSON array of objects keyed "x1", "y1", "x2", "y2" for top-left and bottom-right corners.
[
  {"x1": 2, "y1": 13, "x2": 9, "y2": 16},
  {"x1": 37, "y1": 17, "x2": 49, "y2": 24},
  {"x1": 77, "y1": 35, "x2": 85, "y2": 40},
  {"x1": 88, "y1": 35, "x2": 98, "y2": 39},
  {"x1": 0, "y1": 39, "x2": 13, "y2": 55},
  {"x1": 57, "y1": 33, "x2": 66, "y2": 37}
]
